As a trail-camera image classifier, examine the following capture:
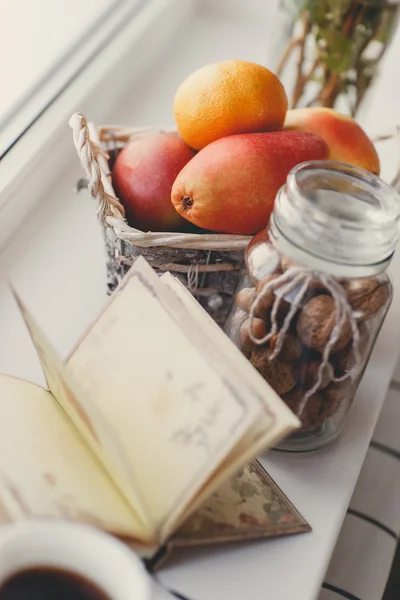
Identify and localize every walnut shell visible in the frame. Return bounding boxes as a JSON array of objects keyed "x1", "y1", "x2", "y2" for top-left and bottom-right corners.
[
  {"x1": 297, "y1": 295, "x2": 352, "y2": 353},
  {"x1": 342, "y1": 277, "x2": 390, "y2": 321},
  {"x1": 283, "y1": 388, "x2": 328, "y2": 431},
  {"x1": 332, "y1": 322, "x2": 370, "y2": 373},
  {"x1": 323, "y1": 379, "x2": 353, "y2": 416},
  {"x1": 280, "y1": 257, "x2": 295, "y2": 272},
  {"x1": 251, "y1": 347, "x2": 296, "y2": 395},
  {"x1": 237, "y1": 287, "x2": 256, "y2": 314},
  {"x1": 274, "y1": 298, "x2": 293, "y2": 328},
  {"x1": 240, "y1": 318, "x2": 268, "y2": 351},
  {"x1": 333, "y1": 344, "x2": 356, "y2": 373},
  {"x1": 254, "y1": 271, "x2": 304, "y2": 325},
  {"x1": 270, "y1": 332, "x2": 302, "y2": 361},
  {"x1": 254, "y1": 274, "x2": 280, "y2": 317},
  {"x1": 297, "y1": 358, "x2": 334, "y2": 391}
]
